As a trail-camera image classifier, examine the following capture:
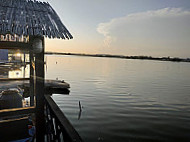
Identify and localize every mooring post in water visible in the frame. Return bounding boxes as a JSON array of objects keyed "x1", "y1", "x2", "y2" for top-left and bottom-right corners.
[{"x1": 32, "y1": 36, "x2": 45, "y2": 141}]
